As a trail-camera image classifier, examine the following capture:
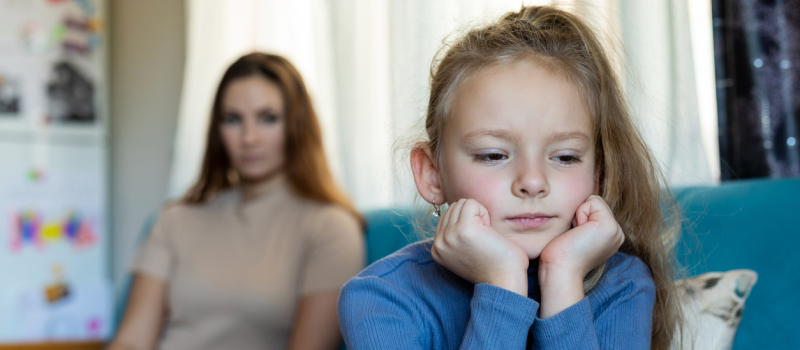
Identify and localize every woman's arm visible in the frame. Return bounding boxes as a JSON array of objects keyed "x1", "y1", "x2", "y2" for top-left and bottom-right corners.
[
  {"x1": 287, "y1": 293, "x2": 342, "y2": 350},
  {"x1": 107, "y1": 274, "x2": 168, "y2": 350}
]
